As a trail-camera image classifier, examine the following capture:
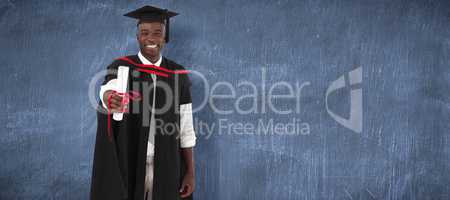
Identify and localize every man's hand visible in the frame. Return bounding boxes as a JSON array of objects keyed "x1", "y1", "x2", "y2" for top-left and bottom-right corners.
[
  {"x1": 103, "y1": 90, "x2": 127, "y2": 113},
  {"x1": 179, "y1": 172, "x2": 195, "y2": 198}
]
